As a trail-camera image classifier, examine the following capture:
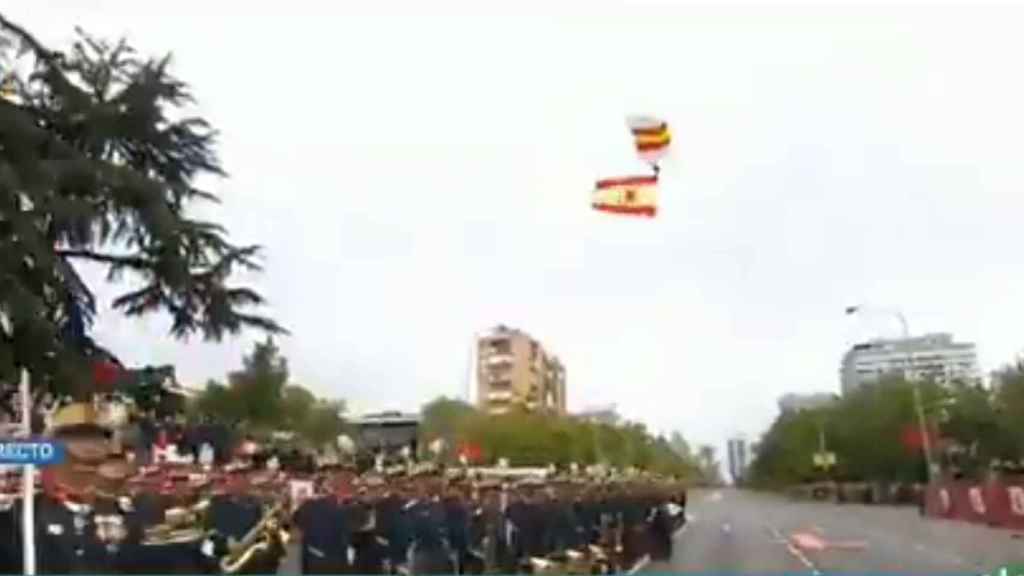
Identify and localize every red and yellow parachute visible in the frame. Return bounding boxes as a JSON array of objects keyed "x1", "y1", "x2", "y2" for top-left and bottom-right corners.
[
  {"x1": 626, "y1": 115, "x2": 672, "y2": 167},
  {"x1": 590, "y1": 115, "x2": 672, "y2": 218}
]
